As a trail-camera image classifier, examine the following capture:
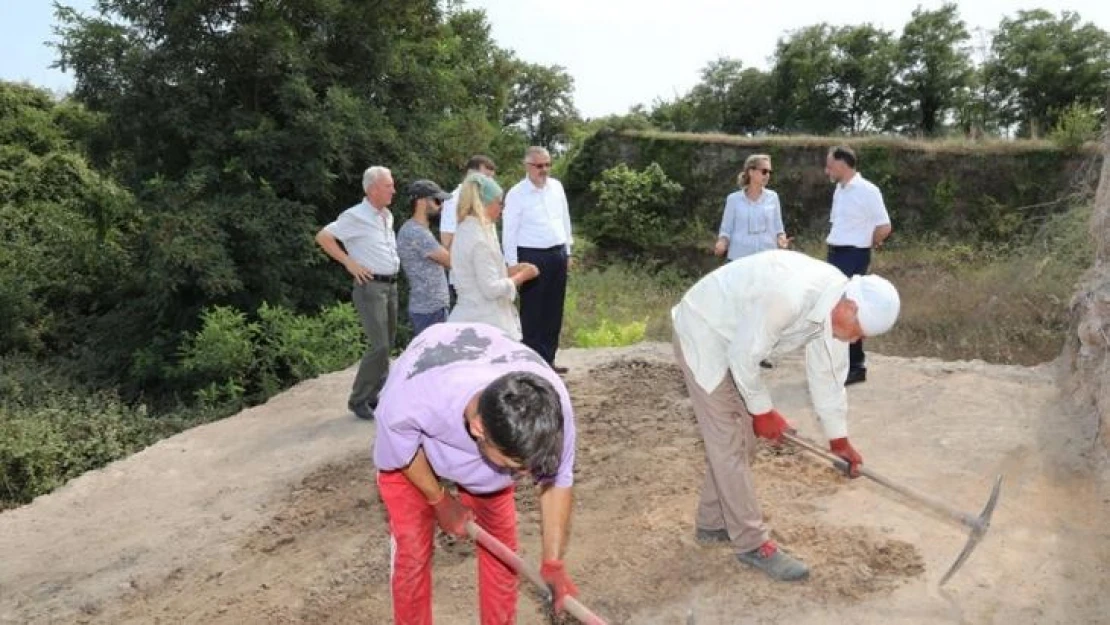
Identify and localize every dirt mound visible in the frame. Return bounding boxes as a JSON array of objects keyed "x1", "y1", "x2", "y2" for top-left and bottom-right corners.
[{"x1": 2, "y1": 343, "x2": 1107, "y2": 625}]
